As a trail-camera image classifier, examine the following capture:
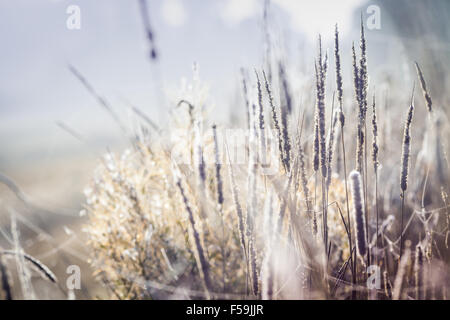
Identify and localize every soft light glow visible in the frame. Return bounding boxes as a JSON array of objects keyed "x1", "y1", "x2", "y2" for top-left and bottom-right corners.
[
  {"x1": 220, "y1": 0, "x2": 360, "y2": 40},
  {"x1": 161, "y1": 0, "x2": 187, "y2": 27},
  {"x1": 273, "y1": 0, "x2": 361, "y2": 40},
  {"x1": 221, "y1": 0, "x2": 259, "y2": 26}
]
